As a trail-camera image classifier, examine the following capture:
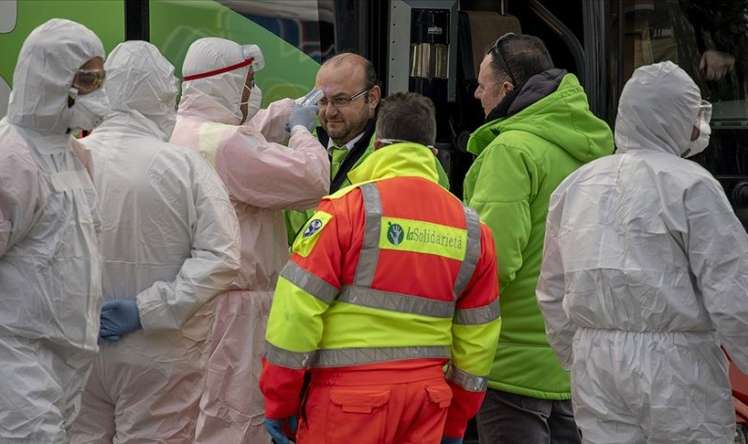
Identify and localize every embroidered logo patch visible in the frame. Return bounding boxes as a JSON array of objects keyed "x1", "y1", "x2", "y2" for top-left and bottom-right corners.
[
  {"x1": 386, "y1": 222, "x2": 405, "y2": 245},
  {"x1": 303, "y1": 219, "x2": 324, "y2": 238},
  {"x1": 293, "y1": 211, "x2": 333, "y2": 258}
]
